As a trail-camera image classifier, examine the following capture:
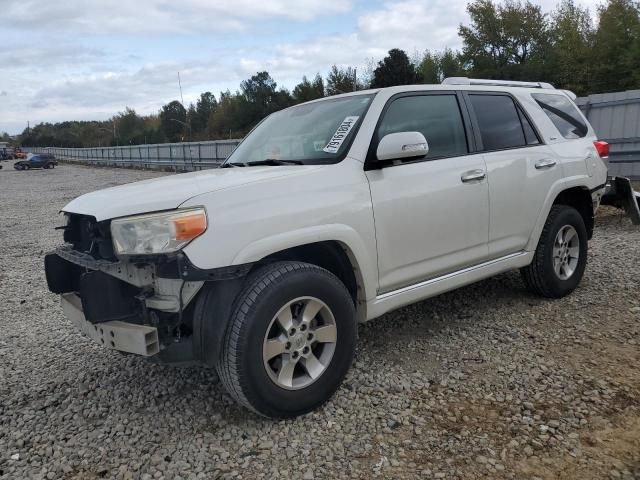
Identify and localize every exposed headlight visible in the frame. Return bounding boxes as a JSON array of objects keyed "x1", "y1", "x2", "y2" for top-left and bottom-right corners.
[{"x1": 110, "y1": 208, "x2": 207, "y2": 255}]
